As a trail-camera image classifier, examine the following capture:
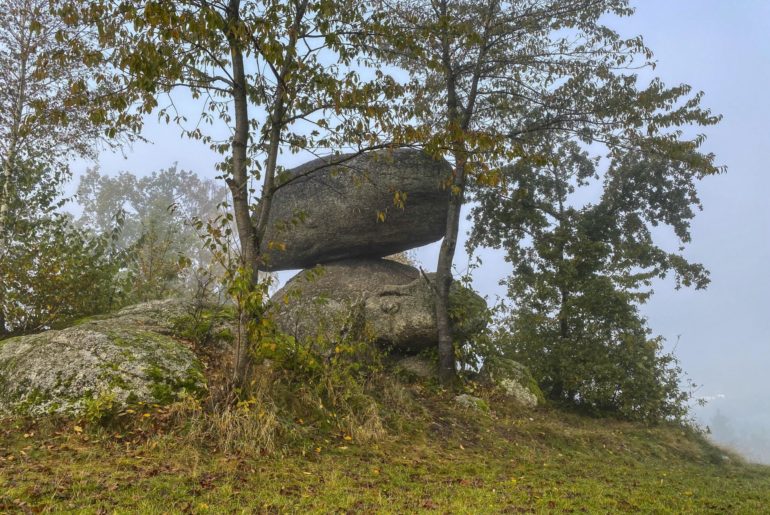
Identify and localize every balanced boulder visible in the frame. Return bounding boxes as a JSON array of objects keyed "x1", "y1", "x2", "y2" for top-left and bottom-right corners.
[
  {"x1": 269, "y1": 258, "x2": 487, "y2": 353},
  {"x1": 259, "y1": 149, "x2": 451, "y2": 271}
]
